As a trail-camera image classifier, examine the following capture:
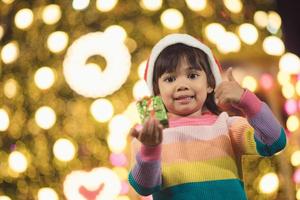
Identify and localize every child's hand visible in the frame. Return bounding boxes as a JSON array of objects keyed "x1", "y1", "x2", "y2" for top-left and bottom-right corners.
[
  {"x1": 214, "y1": 67, "x2": 245, "y2": 110},
  {"x1": 129, "y1": 117, "x2": 163, "y2": 146}
]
